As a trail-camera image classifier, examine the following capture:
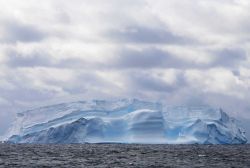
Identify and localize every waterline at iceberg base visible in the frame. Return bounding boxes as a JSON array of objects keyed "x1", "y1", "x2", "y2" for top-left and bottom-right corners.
[{"x1": 7, "y1": 99, "x2": 247, "y2": 144}]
